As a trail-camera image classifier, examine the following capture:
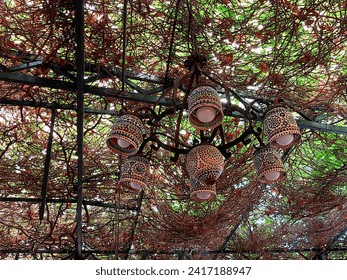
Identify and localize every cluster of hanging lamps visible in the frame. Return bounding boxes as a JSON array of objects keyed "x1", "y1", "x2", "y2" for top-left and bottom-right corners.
[
  {"x1": 252, "y1": 106, "x2": 301, "y2": 184},
  {"x1": 185, "y1": 85, "x2": 225, "y2": 201},
  {"x1": 106, "y1": 114, "x2": 150, "y2": 192},
  {"x1": 105, "y1": 82, "x2": 301, "y2": 199}
]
